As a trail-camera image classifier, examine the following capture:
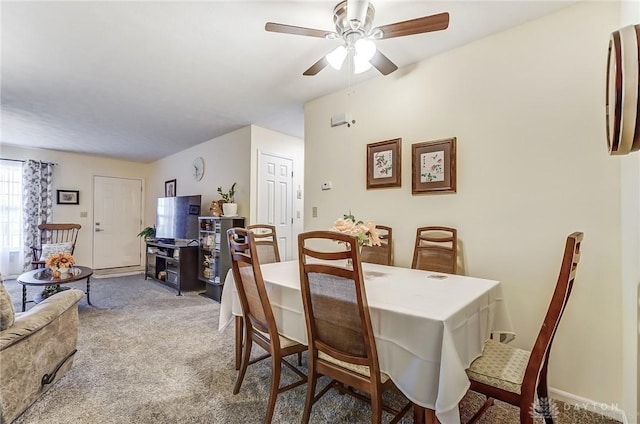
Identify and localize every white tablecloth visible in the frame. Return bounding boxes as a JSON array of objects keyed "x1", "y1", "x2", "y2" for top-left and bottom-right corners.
[{"x1": 218, "y1": 260, "x2": 514, "y2": 424}]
